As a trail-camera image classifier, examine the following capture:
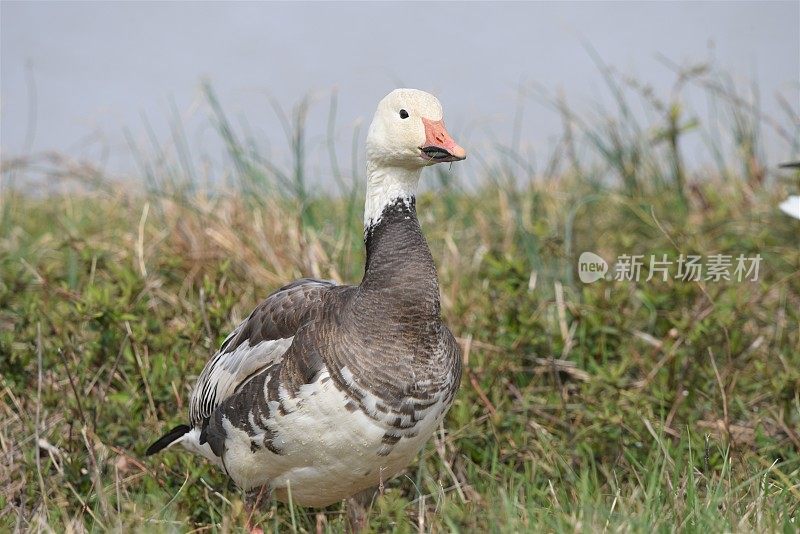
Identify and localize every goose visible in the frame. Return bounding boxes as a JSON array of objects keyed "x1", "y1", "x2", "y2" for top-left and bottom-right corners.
[
  {"x1": 778, "y1": 162, "x2": 800, "y2": 220},
  {"x1": 146, "y1": 88, "x2": 466, "y2": 529},
  {"x1": 779, "y1": 195, "x2": 800, "y2": 220}
]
